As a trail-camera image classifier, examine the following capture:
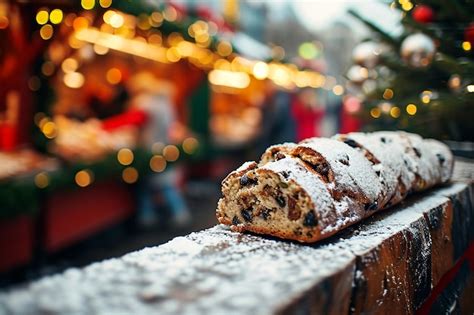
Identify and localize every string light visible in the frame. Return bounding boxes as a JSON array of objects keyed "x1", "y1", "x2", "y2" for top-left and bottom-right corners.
[
  {"x1": 106, "y1": 68, "x2": 122, "y2": 84},
  {"x1": 36, "y1": 10, "x2": 49, "y2": 25},
  {"x1": 49, "y1": 9, "x2": 63, "y2": 24},
  {"x1": 406, "y1": 104, "x2": 417, "y2": 115},
  {"x1": 382, "y1": 88, "x2": 394, "y2": 100},
  {"x1": 462, "y1": 41, "x2": 471, "y2": 51},
  {"x1": 370, "y1": 108, "x2": 381, "y2": 118},
  {"x1": 217, "y1": 41, "x2": 232, "y2": 57},
  {"x1": 163, "y1": 145, "x2": 180, "y2": 162},
  {"x1": 117, "y1": 148, "x2": 134, "y2": 165},
  {"x1": 390, "y1": 106, "x2": 401, "y2": 118},
  {"x1": 122, "y1": 167, "x2": 138, "y2": 184},
  {"x1": 63, "y1": 72, "x2": 85, "y2": 88},
  {"x1": 42, "y1": 121, "x2": 57, "y2": 139},
  {"x1": 182, "y1": 137, "x2": 199, "y2": 154},
  {"x1": 35, "y1": 172, "x2": 49, "y2": 188},
  {"x1": 40, "y1": 24, "x2": 54, "y2": 40},
  {"x1": 209, "y1": 70, "x2": 250, "y2": 89},
  {"x1": 467, "y1": 85, "x2": 474, "y2": 93},
  {"x1": 252, "y1": 61, "x2": 269, "y2": 80},
  {"x1": 163, "y1": 7, "x2": 178, "y2": 22},
  {"x1": 71, "y1": 16, "x2": 334, "y2": 90},
  {"x1": 61, "y1": 58, "x2": 79, "y2": 73},
  {"x1": 109, "y1": 12, "x2": 124, "y2": 28},
  {"x1": 332, "y1": 85, "x2": 344, "y2": 96},
  {"x1": 99, "y1": 0, "x2": 112, "y2": 8},
  {"x1": 150, "y1": 155, "x2": 167, "y2": 172},
  {"x1": 420, "y1": 90, "x2": 432, "y2": 104},
  {"x1": 81, "y1": 0, "x2": 95, "y2": 10},
  {"x1": 75, "y1": 169, "x2": 94, "y2": 187}
]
